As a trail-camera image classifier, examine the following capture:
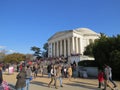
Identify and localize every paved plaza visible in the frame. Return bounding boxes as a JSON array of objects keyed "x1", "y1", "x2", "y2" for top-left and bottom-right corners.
[{"x1": 3, "y1": 72, "x2": 120, "y2": 90}]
